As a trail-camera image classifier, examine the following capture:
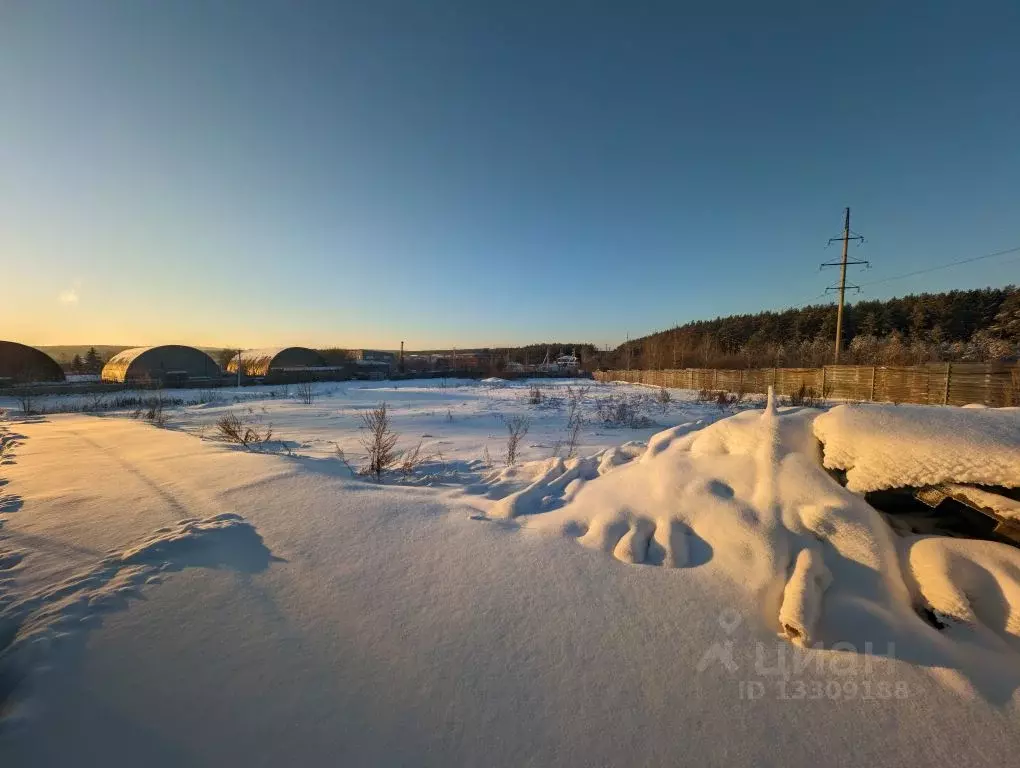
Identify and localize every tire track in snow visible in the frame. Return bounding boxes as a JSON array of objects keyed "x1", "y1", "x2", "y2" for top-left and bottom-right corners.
[{"x1": 67, "y1": 429, "x2": 196, "y2": 522}]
